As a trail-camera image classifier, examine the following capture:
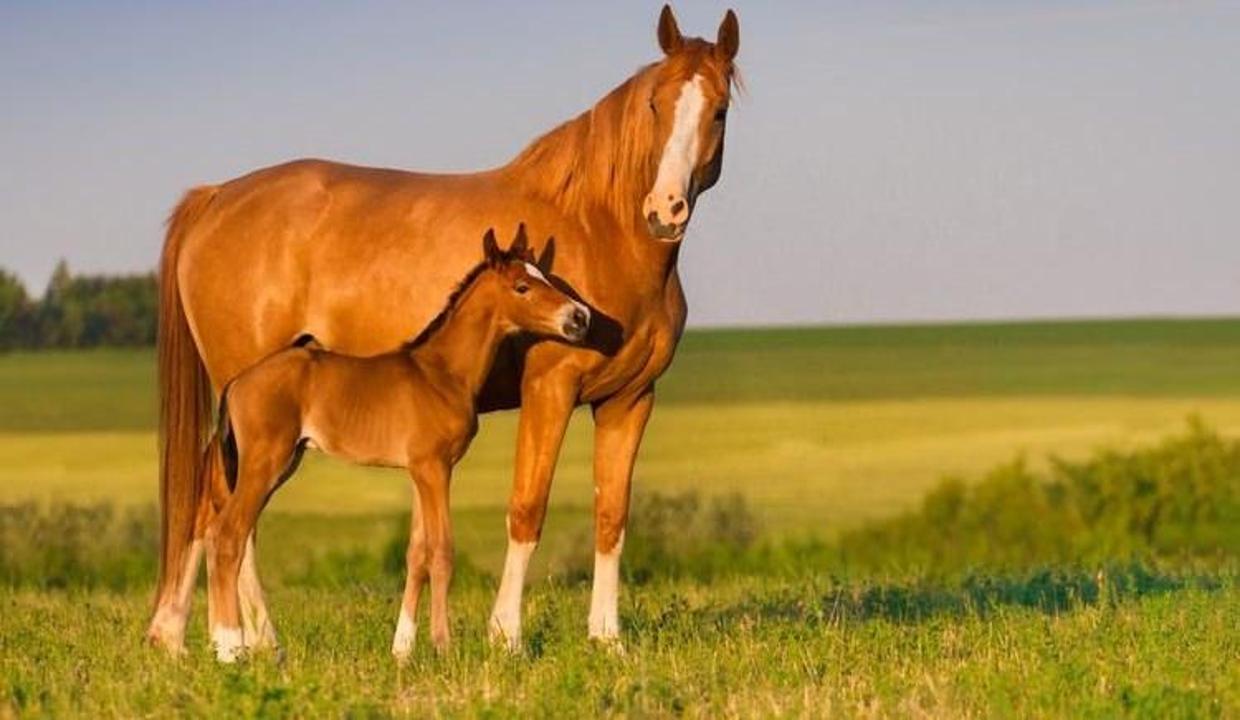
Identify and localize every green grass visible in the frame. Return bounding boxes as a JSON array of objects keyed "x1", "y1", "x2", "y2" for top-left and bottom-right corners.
[
  {"x1": 3, "y1": 318, "x2": 1240, "y2": 716},
  {"x1": 5, "y1": 317, "x2": 1240, "y2": 432},
  {"x1": 3, "y1": 573, "x2": 1237, "y2": 717}
]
